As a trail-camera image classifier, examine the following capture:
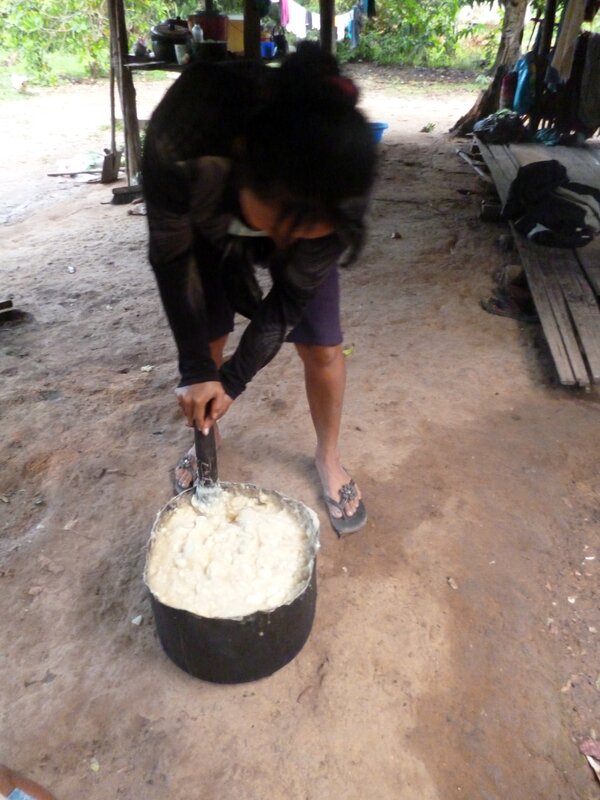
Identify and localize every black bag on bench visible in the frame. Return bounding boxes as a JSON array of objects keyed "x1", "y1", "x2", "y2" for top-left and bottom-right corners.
[{"x1": 502, "y1": 159, "x2": 600, "y2": 248}]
